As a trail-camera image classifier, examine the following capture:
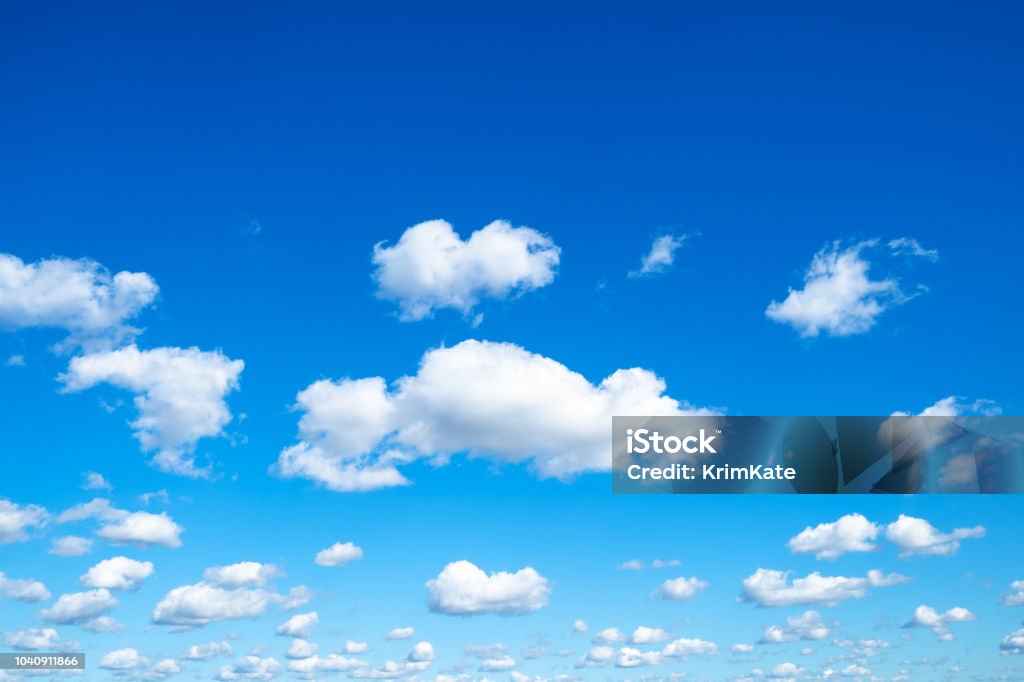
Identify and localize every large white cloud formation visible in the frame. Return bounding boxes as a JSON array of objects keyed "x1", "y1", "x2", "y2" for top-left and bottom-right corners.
[
  {"x1": 0, "y1": 254, "x2": 159, "y2": 349},
  {"x1": 426, "y1": 560, "x2": 550, "y2": 615},
  {"x1": 61, "y1": 345, "x2": 244, "y2": 477},
  {"x1": 275, "y1": 339, "x2": 713, "y2": 491},
  {"x1": 372, "y1": 219, "x2": 560, "y2": 321}
]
